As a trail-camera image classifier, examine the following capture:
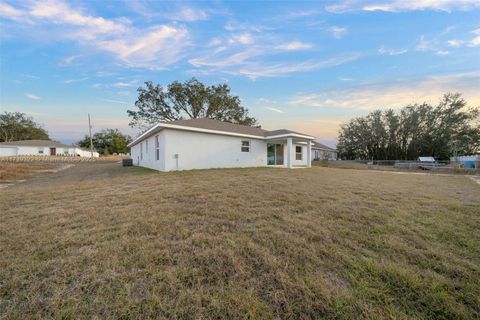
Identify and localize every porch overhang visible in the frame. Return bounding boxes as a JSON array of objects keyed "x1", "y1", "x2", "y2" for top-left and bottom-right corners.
[{"x1": 266, "y1": 134, "x2": 313, "y2": 169}]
